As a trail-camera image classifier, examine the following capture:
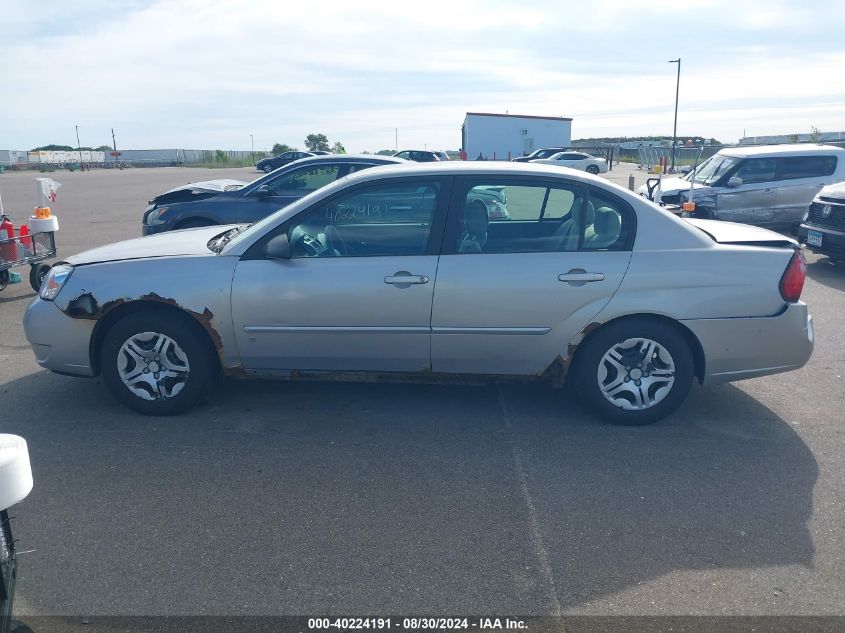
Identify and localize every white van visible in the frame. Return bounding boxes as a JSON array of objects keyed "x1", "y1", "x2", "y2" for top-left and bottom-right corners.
[{"x1": 637, "y1": 144, "x2": 845, "y2": 229}]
